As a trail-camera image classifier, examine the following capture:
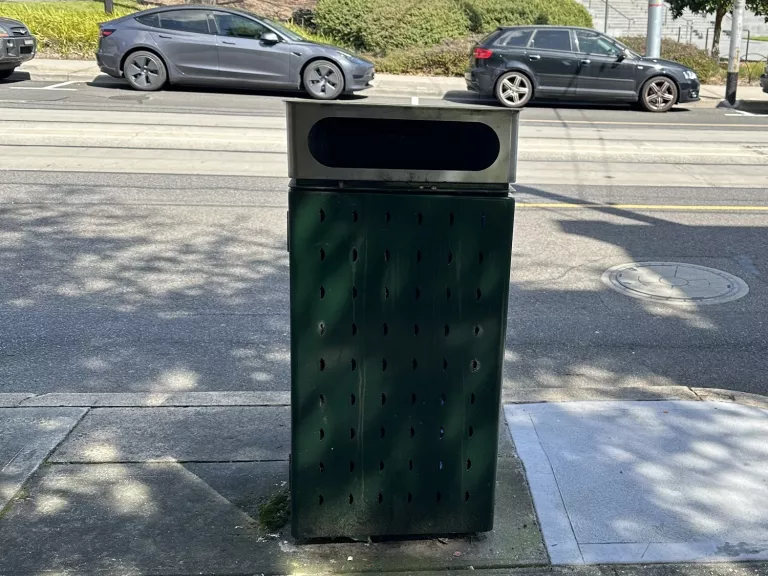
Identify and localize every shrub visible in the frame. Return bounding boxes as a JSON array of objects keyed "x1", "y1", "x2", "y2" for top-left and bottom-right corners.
[
  {"x1": 315, "y1": 0, "x2": 471, "y2": 52},
  {"x1": 0, "y1": 1, "x2": 136, "y2": 59},
  {"x1": 374, "y1": 38, "x2": 476, "y2": 76},
  {"x1": 464, "y1": 0, "x2": 593, "y2": 33},
  {"x1": 619, "y1": 36, "x2": 720, "y2": 82}
]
